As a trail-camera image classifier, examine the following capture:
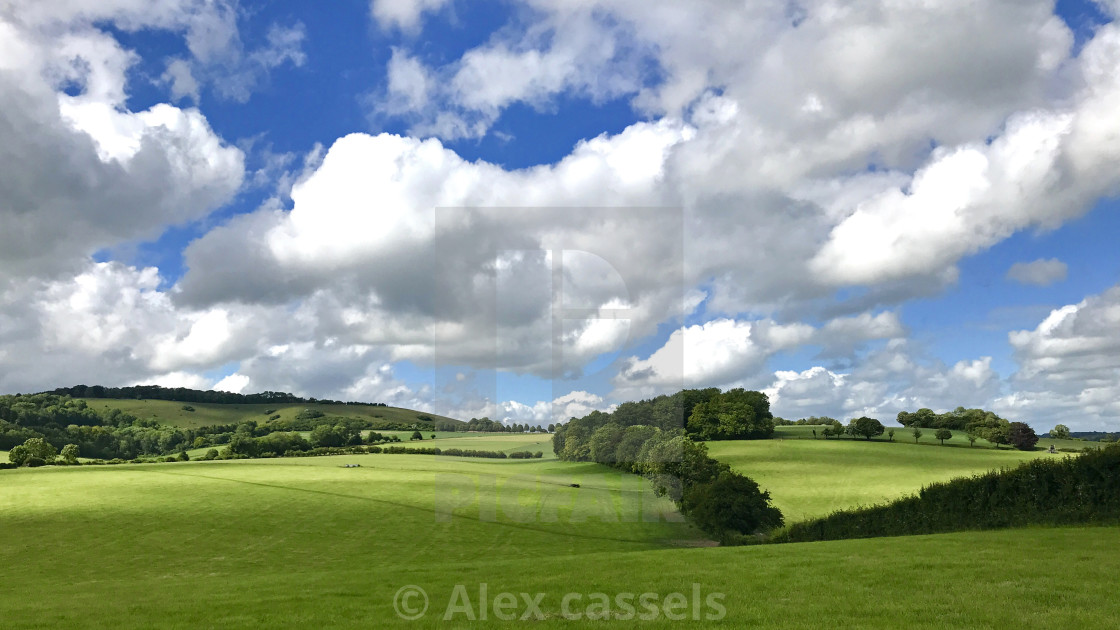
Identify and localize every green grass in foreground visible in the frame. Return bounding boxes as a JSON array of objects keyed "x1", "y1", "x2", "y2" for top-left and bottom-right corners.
[
  {"x1": 709, "y1": 434, "x2": 1060, "y2": 522},
  {"x1": 77, "y1": 398, "x2": 463, "y2": 430},
  {"x1": 1, "y1": 455, "x2": 1117, "y2": 627}
]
